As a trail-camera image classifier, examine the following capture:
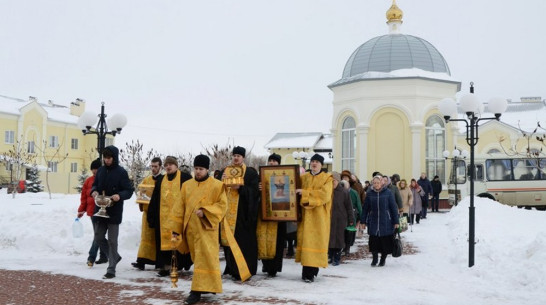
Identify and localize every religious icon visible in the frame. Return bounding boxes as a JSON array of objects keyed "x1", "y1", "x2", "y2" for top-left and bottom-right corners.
[{"x1": 259, "y1": 165, "x2": 301, "y2": 221}]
